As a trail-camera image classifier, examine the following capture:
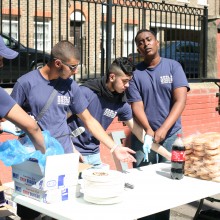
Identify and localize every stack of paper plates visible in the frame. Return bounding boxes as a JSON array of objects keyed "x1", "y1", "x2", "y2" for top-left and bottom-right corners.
[{"x1": 82, "y1": 169, "x2": 124, "y2": 204}]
